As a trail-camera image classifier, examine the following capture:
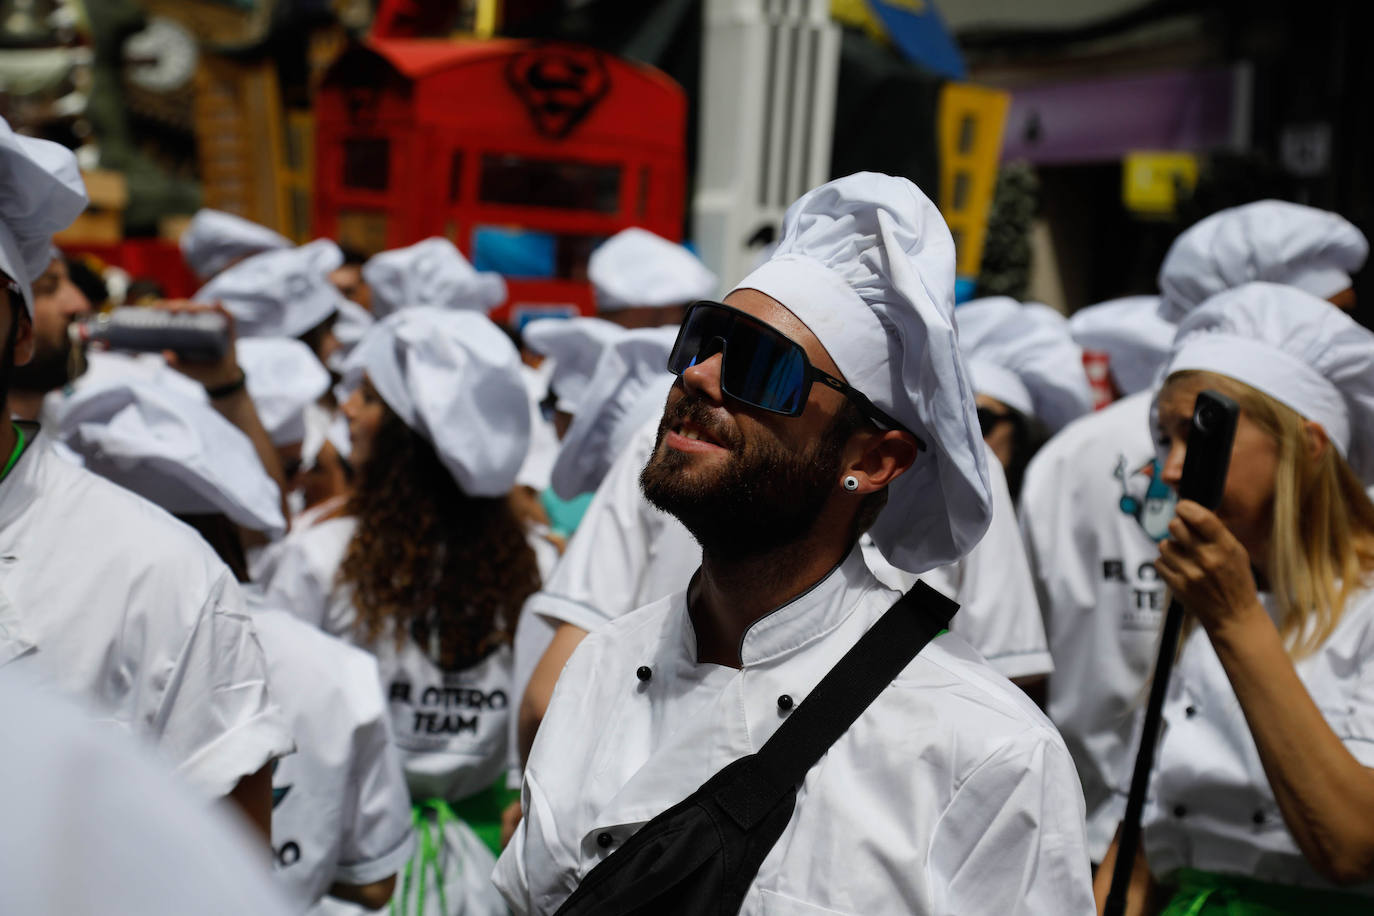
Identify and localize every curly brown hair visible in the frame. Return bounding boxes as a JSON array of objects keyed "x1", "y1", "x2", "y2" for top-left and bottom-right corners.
[{"x1": 338, "y1": 407, "x2": 541, "y2": 671}]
